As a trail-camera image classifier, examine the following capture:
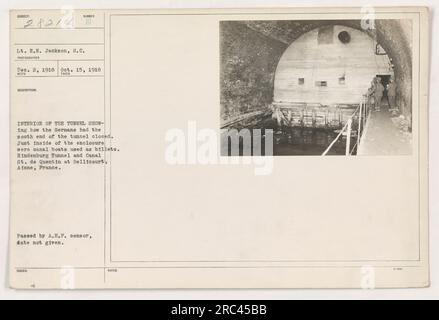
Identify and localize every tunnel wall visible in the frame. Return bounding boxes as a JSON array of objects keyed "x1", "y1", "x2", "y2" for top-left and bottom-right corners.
[
  {"x1": 220, "y1": 22, "x2": 287, "y2": 121},
  {"x1": 376, "y1": 19, "x2": 413, "y2": 125}
]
